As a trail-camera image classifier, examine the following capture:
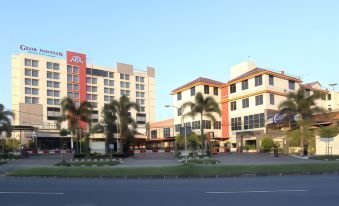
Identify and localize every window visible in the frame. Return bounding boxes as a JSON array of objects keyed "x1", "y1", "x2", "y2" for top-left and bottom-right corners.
[
  {"x1": 242, "y1": 98, "x2": 249, "y2": 108},
  {"x1": 213, "y1": 87, "x2": 218, "y2": 96},
  {"x1": 175, "y1": 124, "x2": 181, "y2": 133},
  {"x1": 74, "y1": 84, "x2": 79, "y2": 91},
  {"x1": 109, "y1": 80, "x2": 114, "y2": 86},
  {"x1": 109, "y1": 72, "x2": 114, "y2": 78},
  {"x1": 163, "y1": 128, "x2": 171, "y2": 138},
  {"x1": 151, "y1": 130, "x2": 157, "y2": 139},
  {"x1": 214, "y1": 121, "x2": 221, "y2": 129},
  {"x1": 191, "y1": 87, "x2": 195, "y2": 96},
  {"x1": 32, "y1": 79, "x2": 39, "y2": 86},
  {"x1": 74, "y1": 93, "x2": 79, "y2": 99},
  {"x1": 104, "y1": 79, "x2": 108, "y2": 86},
  {"x1": 92, "y1": 87, "x2": 97, "y2": 93},
  {"x1": 270, "y1": 94, "x2": 275, "y2": 105},
  {"x1": 231, "y1": 117, "x2": 242, "y2": 131},
  {"x1": 177, "y1": 92, "x2": 182, "y2": 101},
  {"x1": 269, "y1": 75, "x2": 274, "y2": 85},
  {"x1": 25, "y1": 78, "x2": 31, "y2": 85},
  {"x1": 230, "y1": 84, "x2": 236, "y2": 93},
  {"x1": 241, "y1": 80, "x2": 248, "y2": 90},
  {"x1": 92, "y1": 78, "x2": 97, "y2": 84},
  {"x1": 25, "y1": 69, "x2": 31, "y2": 76},
  {"x1": 204, "y1": 85, "x2": 209, "y2": 94},
  {"x1": 47, "y1": 72, "x2": 53, "y2": 79},
  {"x1": 255, "y1": 95, "x2": 263, "y2": 105},
  {"x1": 53, "y1": 63, "x2": 59, "y2": 70},
  {"x1": 288, "y1": 80, "x2": 295, "y2": 90},
  {"x1": 47, "y1": 98, "x2": 53, "y2": 105},
  {"x1": 328, "y1": 94, "x2": 332, "y2": 101},
  {"x1": 120, "y1": 73, "x2": 130, "y2": 80},
  {"x1": 255, "y1": 75, "x2": 262, "y2": 86},
  {"x1": 104, "y1": 96, "x2": 110, "y2": 102},
  {"x1": 192, "y1": 121, "x2": 200, "y2": 129},
  {"x1": 177, "y1": 108, "x2": 182, "y2": 116},
  {"x1": 47, "y1": 81, "x2": 53, "y2": 88},
  {"x1": 25, "y1": 87, "x2": 31, "y2": 94},
  {"x1": 67, "y1": 65, "x2": 72, "y2": 73},
  {"x1": 73, "y1": 66, "x2": 79, "y2": 74},
  {"x1": 73, "y1": 75, "x2": 79, "y2": 83},
  {"x1": 67, "y1": 92, "x2": 73, "y2": 98},
  {"x1": 230, "y1": 101, "x2": 237, "y2": 111},
  {"x1": 47, "y1": 90, "x2": 54, "y2": 96},
  {"x1": 25, "y1": 59, "x2": 31, "y2": 66},
  {"x1": 104, "y1": 88, "x2": 109, "y2": 94},
  {"x1": 244, "y1": 113, "x2": 265, "y2": 129},
  {"x1": 54, "y1": 73, "x2": 60, "y2": 79},
  {"x1": 54, "y1": 82, "x2": 60, "y2": 88},
  {"x1": 202, "y1": 120, "x2": 211, "y2": 129},
  {"x1": 32, "y1": 60, "x2": 38, "y2": 67},
  {"x1": 31, "y1": 70, "x2": 38, "y2": 77},
  {"x1": 47, "y1": 62, "x2": 53, "y2": 69},
  {"x1": 32, "y1": 88, "x2": 39, "y2": 95},
  {"x1": 305, "y1": 89, "x2": 311, "y2": 97},
  {"x1": 54, "y1": 91, "x2": 60, "y2": 97}
]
